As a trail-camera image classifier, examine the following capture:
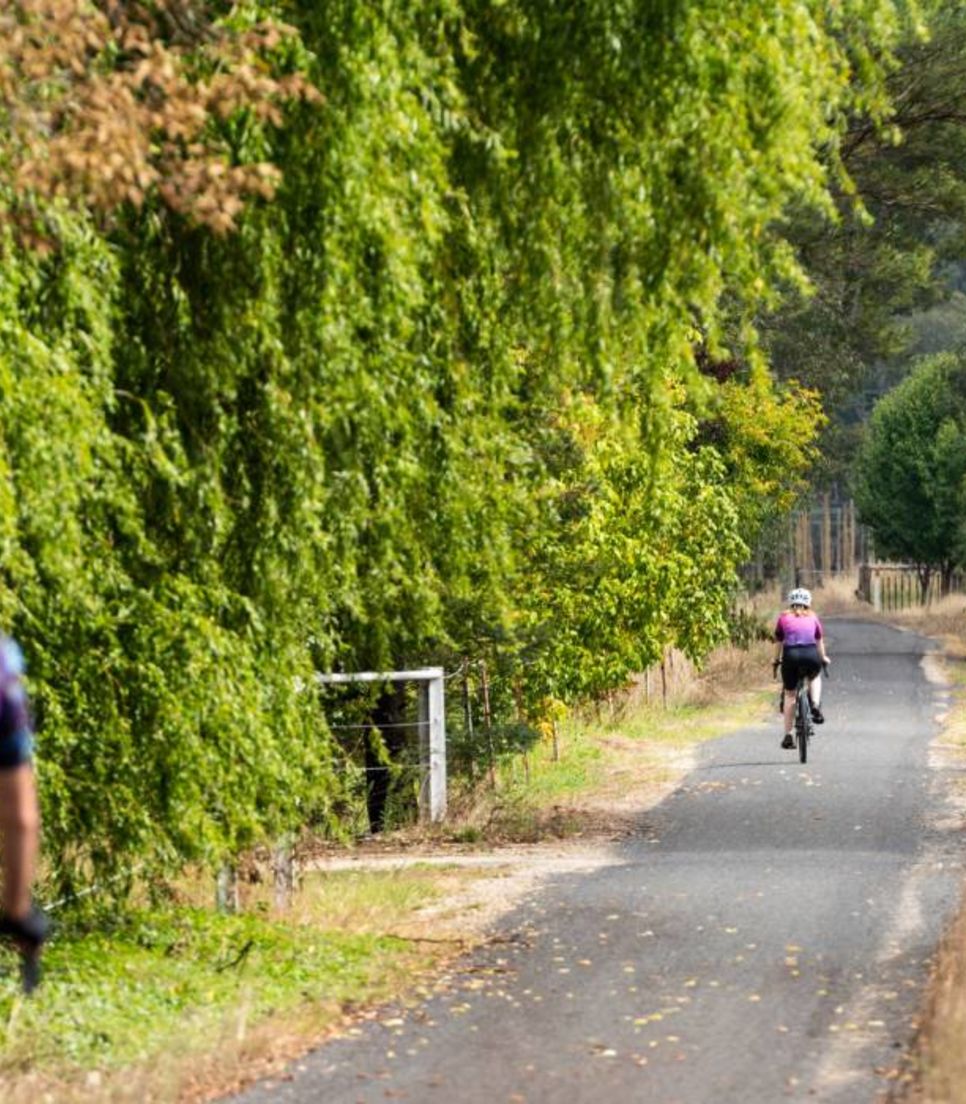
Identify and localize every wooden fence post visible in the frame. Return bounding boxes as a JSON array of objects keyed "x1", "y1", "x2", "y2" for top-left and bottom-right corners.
[
  {"x1": 481, "y1": 661, "x2": 496, "y2": 789},
  {"x1": 273, "y1": 837, "x2": 294, "y2": 912},
  {"x1": 216, "y1": 865, "x2": 239, "y2": 914},
  {"x1": 821, "y1": 494, "x2": 832, "y2": 583},
  {"x1": 462, "y1": 662, "x2": 475, "y2": 783},
  {"x1": 797, "y1": 510, "x2": 814, "y2": 583}
]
